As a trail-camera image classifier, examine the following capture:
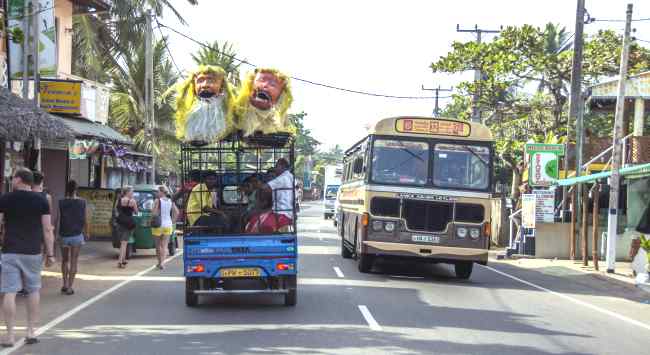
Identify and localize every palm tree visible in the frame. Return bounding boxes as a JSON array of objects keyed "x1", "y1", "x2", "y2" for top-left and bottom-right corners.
[
  {"x1": 537, "y1": 23, "x2": 571, "y2": 93},
  {"x1": 72, "y1": 0, "x2": 198, "y2": 82},
  {"x1": 191, "y1": 40, "x2": 243, "y2": 86},
  {"x1": 108, "y1": 36, "x2": 179, "y2": 156}
]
